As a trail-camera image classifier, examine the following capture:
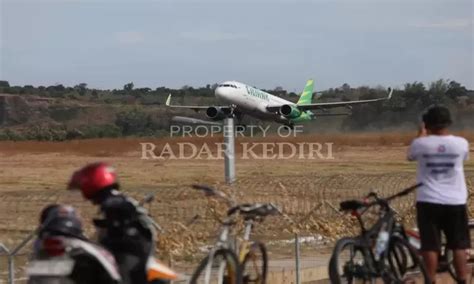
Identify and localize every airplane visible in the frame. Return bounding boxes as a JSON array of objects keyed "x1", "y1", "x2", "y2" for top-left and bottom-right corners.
[{"x1": 165, "y1": 79, "x2": 392, "y2": 128}]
